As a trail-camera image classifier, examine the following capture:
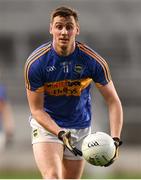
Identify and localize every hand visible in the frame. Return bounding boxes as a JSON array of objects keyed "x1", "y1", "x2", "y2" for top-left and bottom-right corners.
[
  {"x1": 58, "y1": 130, "x2": 82, "y2": 156},
  {"x1": 104, "y1": 137, "x2": 122, "y2": 167}
]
